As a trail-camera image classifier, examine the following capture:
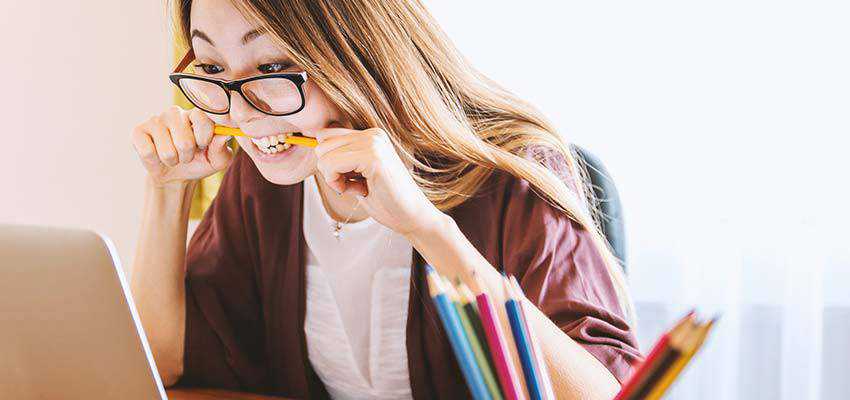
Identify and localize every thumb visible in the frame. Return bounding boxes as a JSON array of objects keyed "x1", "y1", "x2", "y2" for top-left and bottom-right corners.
[{"x1": 206, "y1": 135, "x2": 234, "y2": 171}]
